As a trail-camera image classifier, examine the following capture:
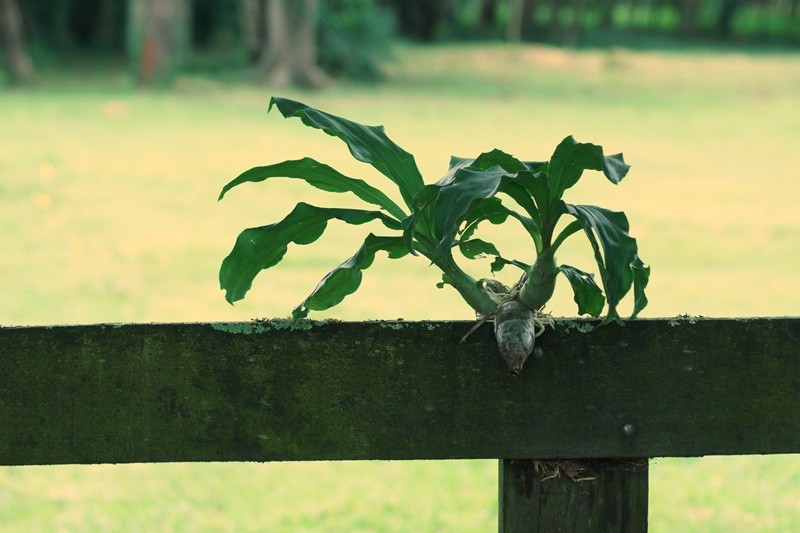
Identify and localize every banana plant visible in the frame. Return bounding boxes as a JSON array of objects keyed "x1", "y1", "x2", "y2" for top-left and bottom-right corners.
[{"x1": 219, "y1": 97, "x2": 650, "y2": 375}]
